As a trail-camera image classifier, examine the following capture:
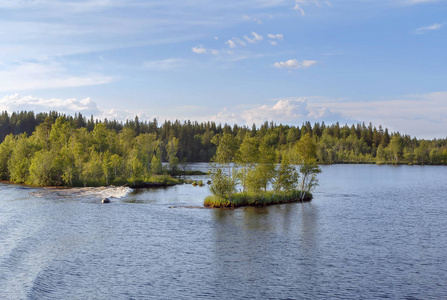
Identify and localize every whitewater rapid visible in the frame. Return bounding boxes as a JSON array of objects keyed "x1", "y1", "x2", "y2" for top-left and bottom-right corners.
[{"x1": 30, "y1": 186, "x2": 133, "y2": 200}]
